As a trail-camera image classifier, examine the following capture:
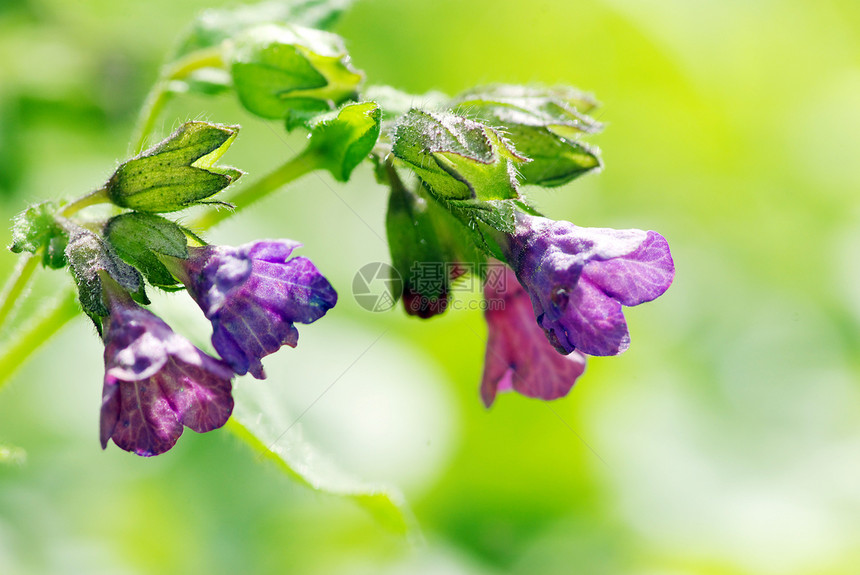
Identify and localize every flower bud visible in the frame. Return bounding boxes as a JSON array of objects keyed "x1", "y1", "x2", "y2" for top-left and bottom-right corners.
[
  {"x1": 385, "y1": 180, "x2": 449, "y2": 317},
  {"x1": 106, "y1": 122, "x2": 242, "y2": 213}
]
